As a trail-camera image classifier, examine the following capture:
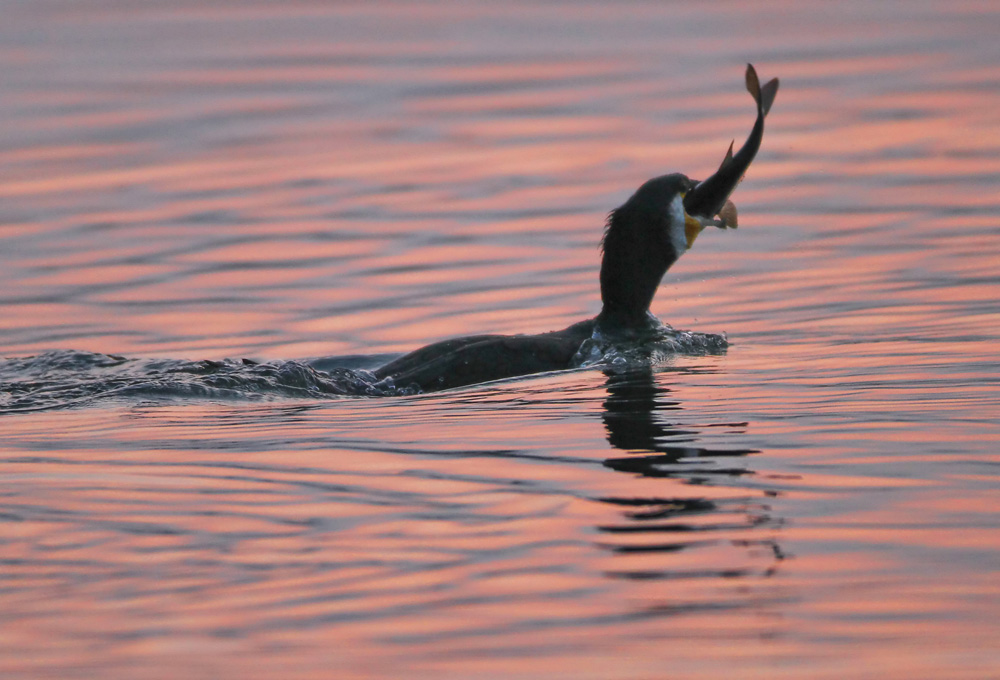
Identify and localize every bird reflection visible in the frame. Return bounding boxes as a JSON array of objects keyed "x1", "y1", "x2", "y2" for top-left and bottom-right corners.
[
  {"x1": 596, "y1": 365, "x2": 787, "y2": 584},
  {"x1": 601, "y1": 365, "x2": 758, "y2": 479}
]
